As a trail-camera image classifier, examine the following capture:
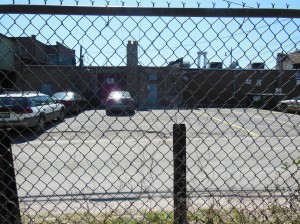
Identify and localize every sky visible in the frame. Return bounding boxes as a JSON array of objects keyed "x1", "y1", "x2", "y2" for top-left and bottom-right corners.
[{"x1": 1, "y1": 0, "x2": 300, "y2": 69}]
